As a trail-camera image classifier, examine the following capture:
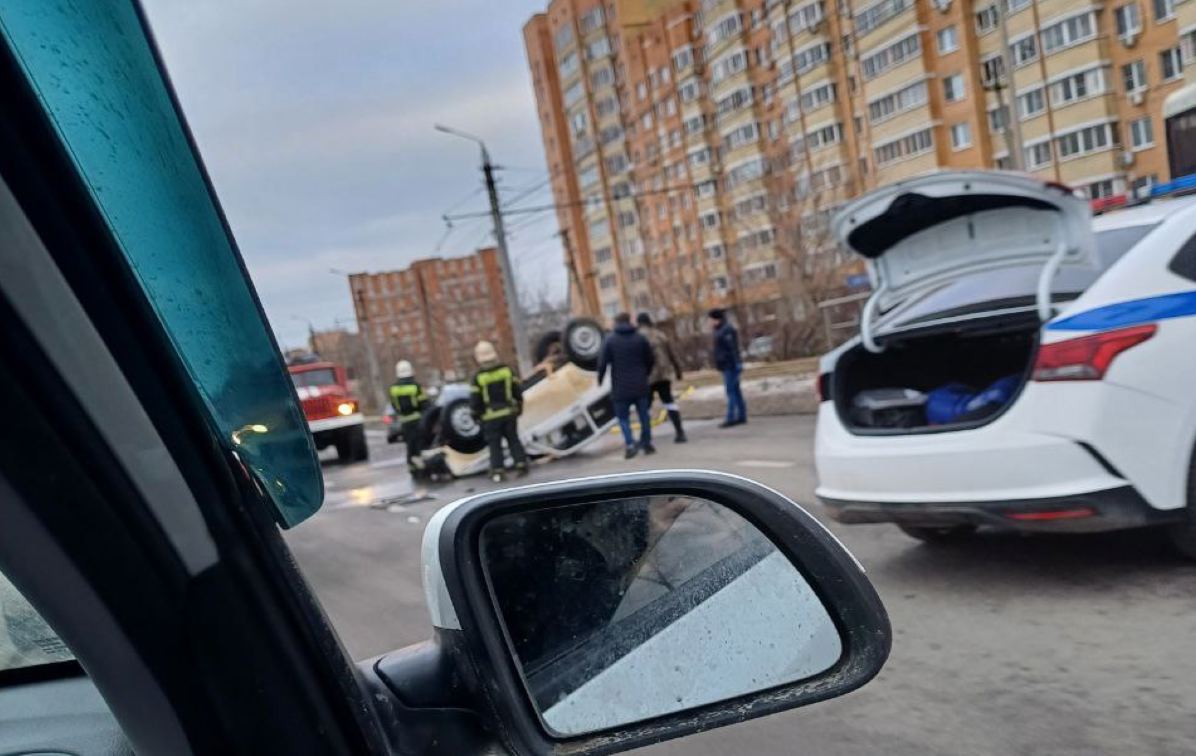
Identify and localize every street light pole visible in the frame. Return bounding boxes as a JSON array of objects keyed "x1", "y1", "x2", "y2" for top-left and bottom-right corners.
[{"x1": 434, "y1": 124, "x2": 531, "y2": 375}]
